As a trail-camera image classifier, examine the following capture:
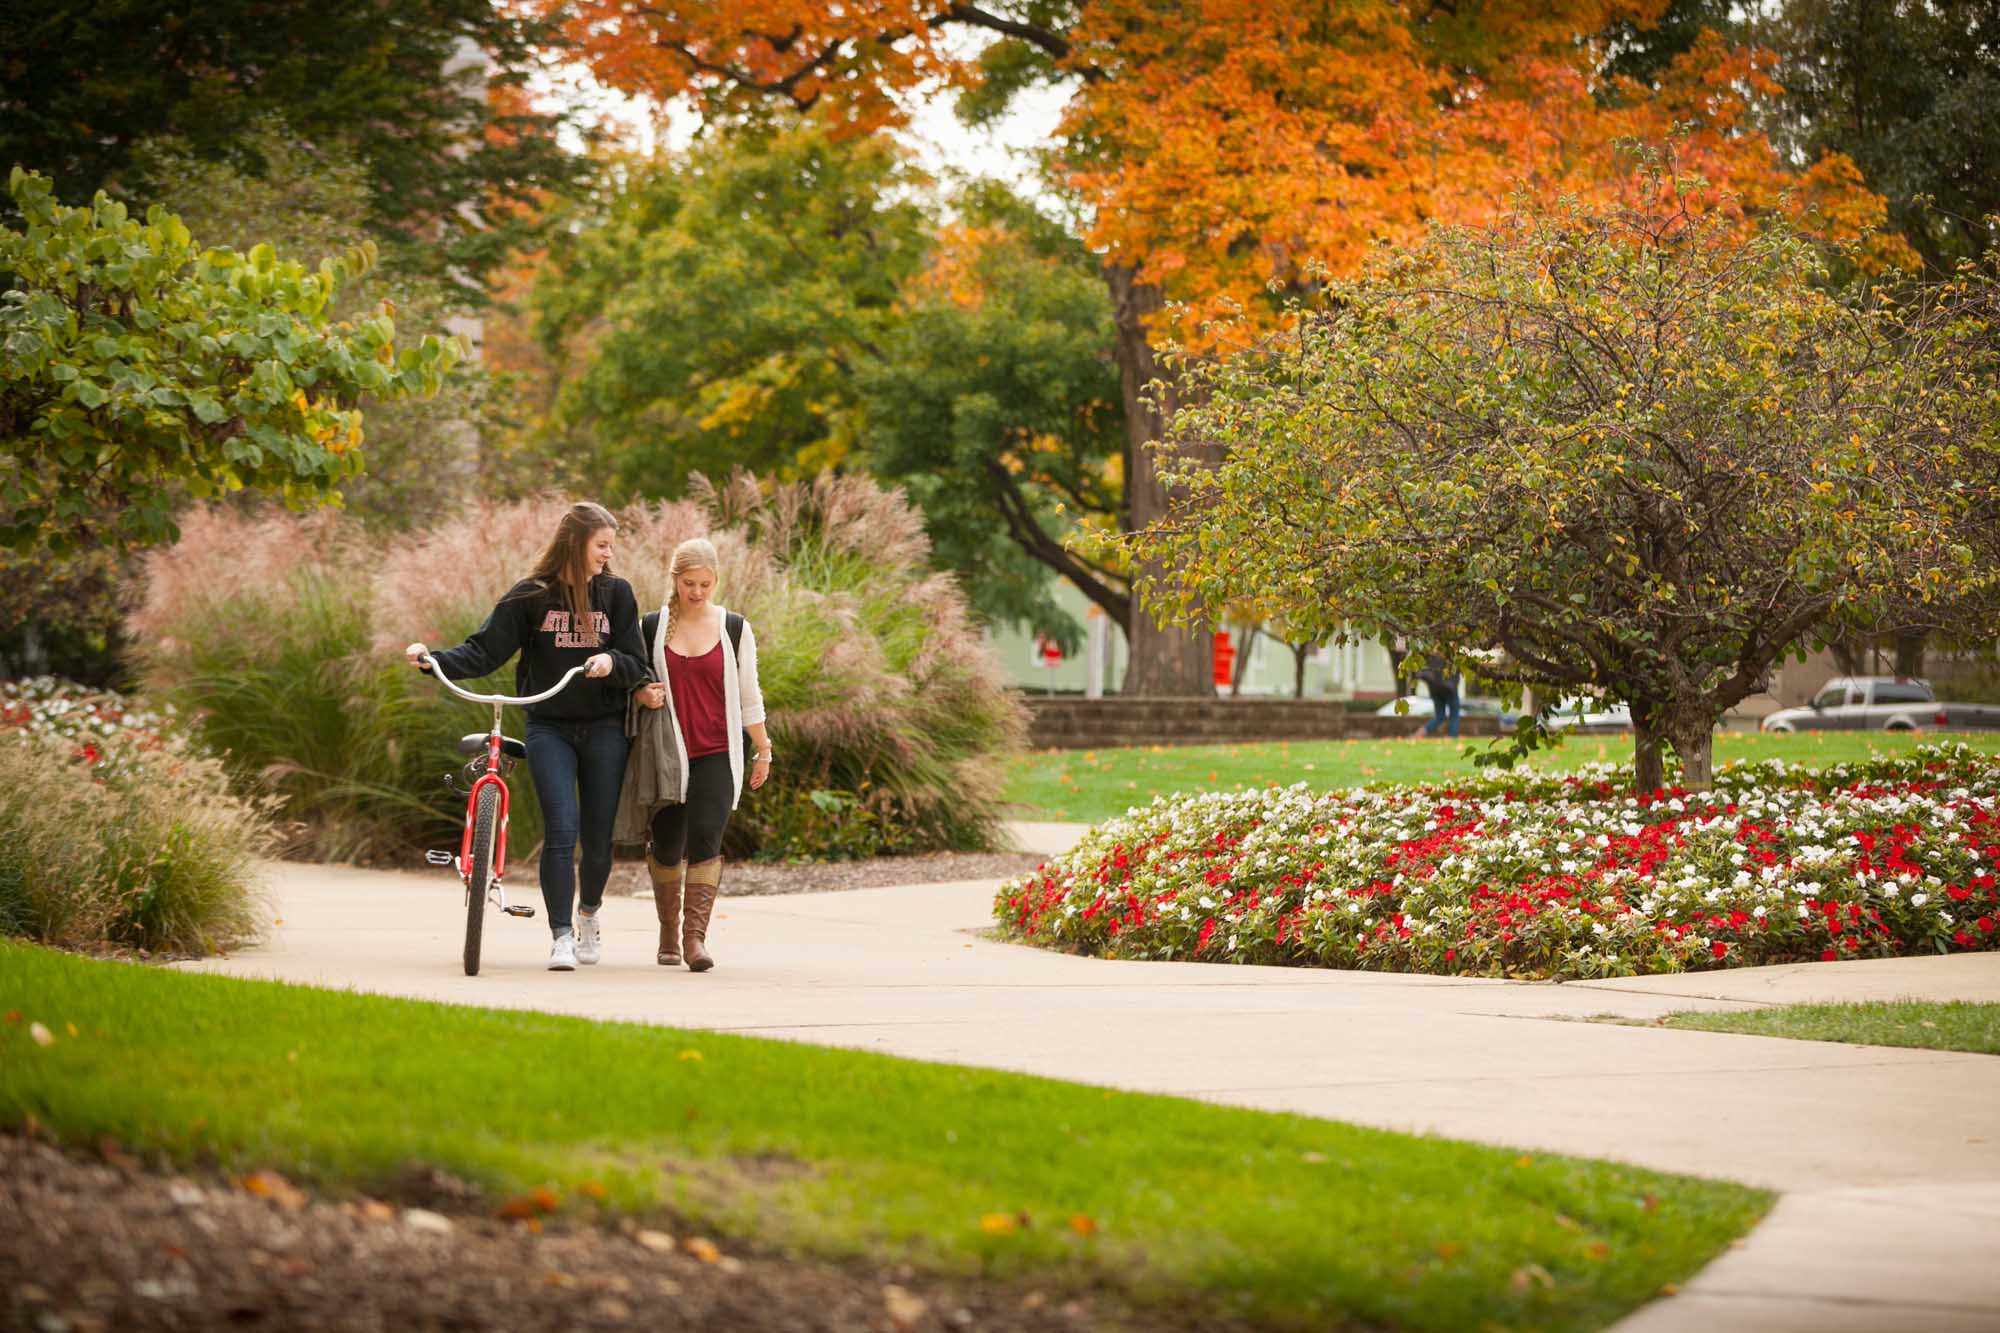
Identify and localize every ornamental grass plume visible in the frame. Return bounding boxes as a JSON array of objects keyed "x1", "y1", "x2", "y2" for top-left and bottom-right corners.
[{"x1": 129, "y1": 472, "x2": 1024, "y2": 862}]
